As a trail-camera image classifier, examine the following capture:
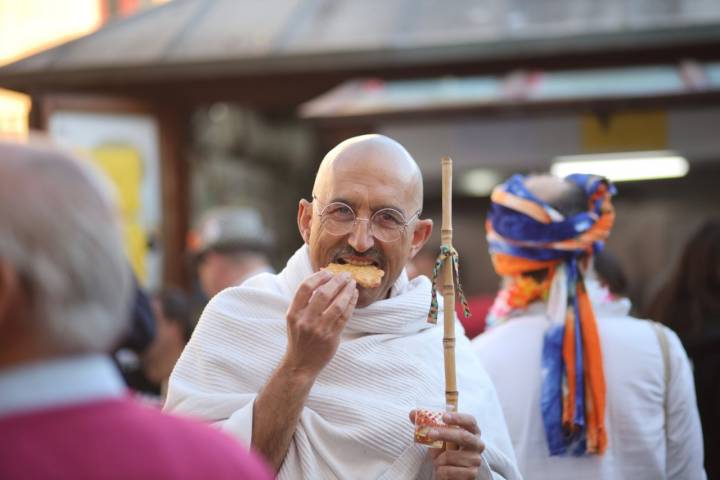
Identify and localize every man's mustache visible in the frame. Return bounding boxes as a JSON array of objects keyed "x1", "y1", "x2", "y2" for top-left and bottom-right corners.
[{"x1": 332, "y1": 247, "x2": 384, "y2": 266}]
